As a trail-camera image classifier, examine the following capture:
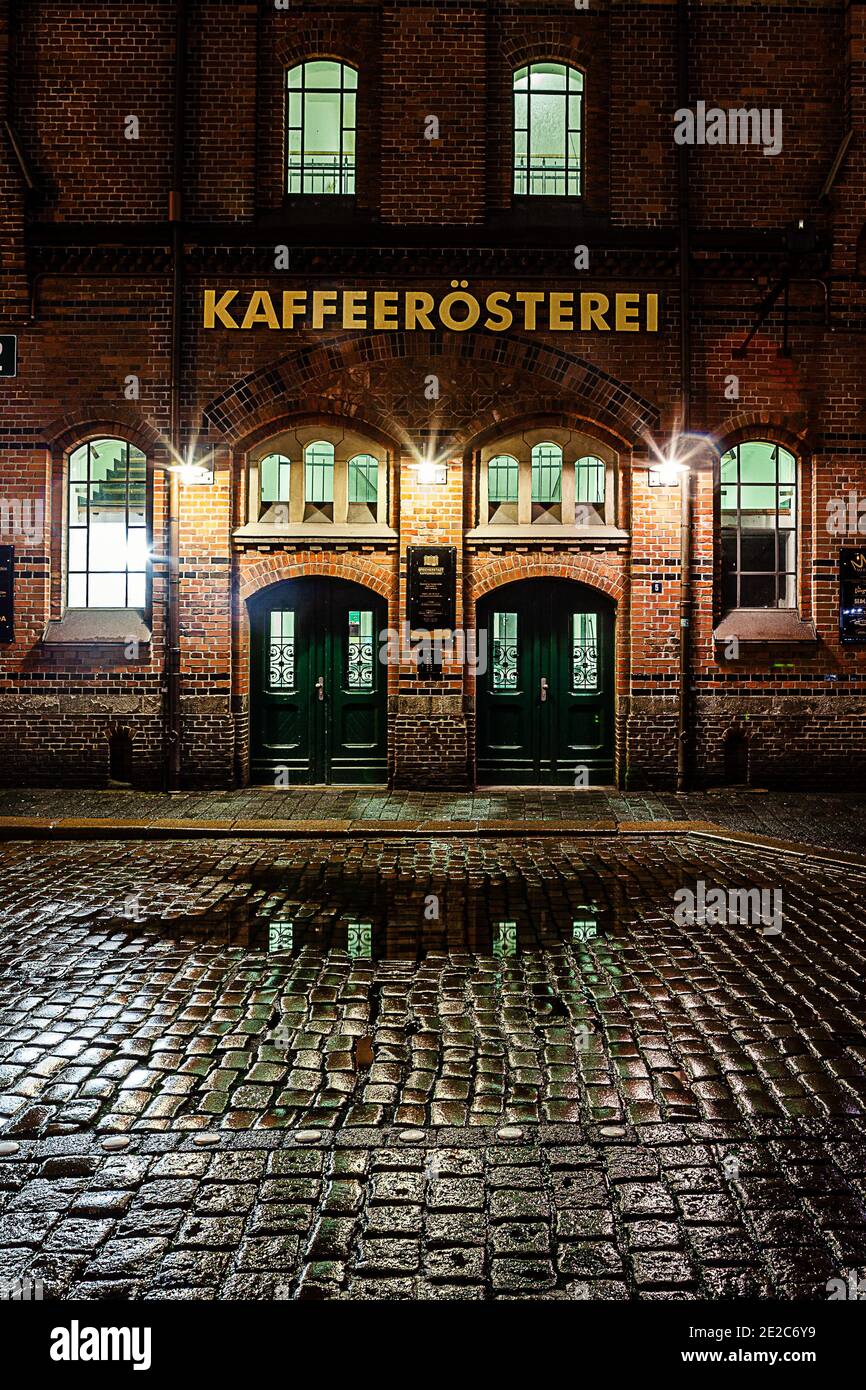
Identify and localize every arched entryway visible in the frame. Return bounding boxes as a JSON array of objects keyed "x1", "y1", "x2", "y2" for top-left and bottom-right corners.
[
  {"x1": 476, "y1": 578, "x2": 615, "y2": 786},
  {"x1": 248, "y1": 576, "x2": 387, "y2": 785}
]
